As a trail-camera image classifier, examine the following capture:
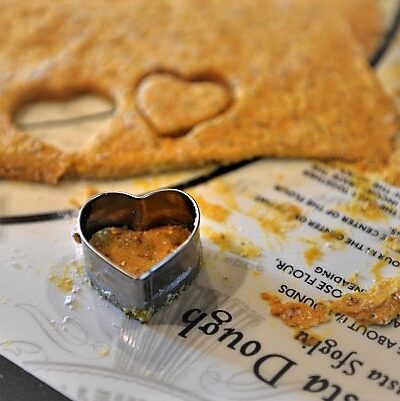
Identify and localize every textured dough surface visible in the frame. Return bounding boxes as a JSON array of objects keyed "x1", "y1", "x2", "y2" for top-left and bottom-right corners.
[
  {"x1": 0, "y1": 0, "x2": 396, "y2": 183},
  {"x1": 329, "y1": 0, "x2": 384, "y2": 56}
]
